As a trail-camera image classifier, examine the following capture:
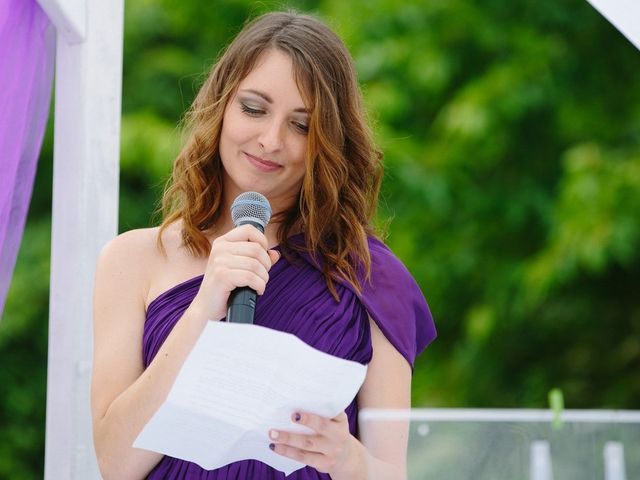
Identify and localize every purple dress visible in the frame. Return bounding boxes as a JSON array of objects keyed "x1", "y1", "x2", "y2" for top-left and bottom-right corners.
[{"x1": 143, "y1": 236, "x2": 436, "y2": 479}]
